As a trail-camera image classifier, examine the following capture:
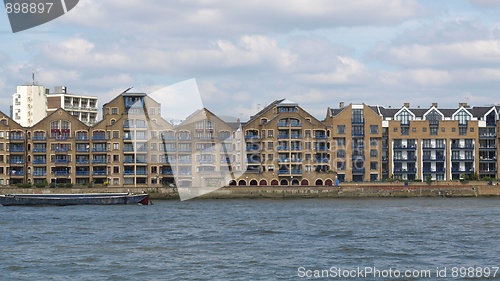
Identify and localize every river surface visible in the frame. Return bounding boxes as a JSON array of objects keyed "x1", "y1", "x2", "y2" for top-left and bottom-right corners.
[{"x1": 1, "y1": 198, "x2": 500, "y2": 280}]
